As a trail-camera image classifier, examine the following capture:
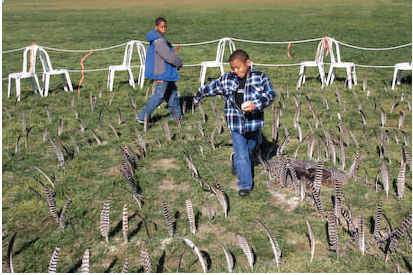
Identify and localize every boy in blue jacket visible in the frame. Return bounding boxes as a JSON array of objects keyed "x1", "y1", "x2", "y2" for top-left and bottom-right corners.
[
  {"x1": 194, "y1": 50, "x2": 275, "y2": 196},
  {"x1": 136, "y1": 17, "x2": 183, "y2": 124}
]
